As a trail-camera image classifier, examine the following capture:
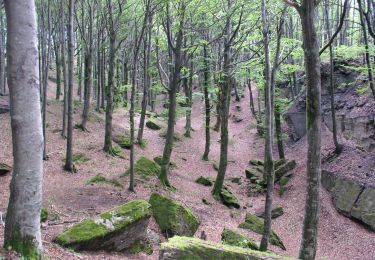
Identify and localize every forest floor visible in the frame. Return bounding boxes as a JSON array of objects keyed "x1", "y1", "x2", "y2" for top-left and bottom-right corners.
[{"x1": 0, "y1": 82, "x2": 374, "y2": 260}]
